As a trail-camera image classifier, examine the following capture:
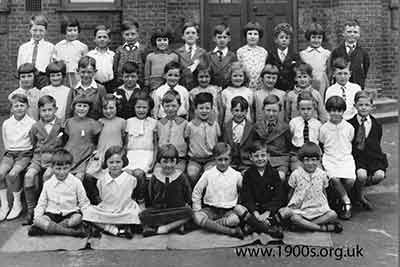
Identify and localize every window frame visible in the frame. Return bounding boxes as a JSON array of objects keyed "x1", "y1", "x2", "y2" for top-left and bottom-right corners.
[
  {"x1": 0, "y1": 0, "x2": 10, "y2": 13},
  {"x1": 59, "y1": 0, "x2": 121, "y2": 11}
]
